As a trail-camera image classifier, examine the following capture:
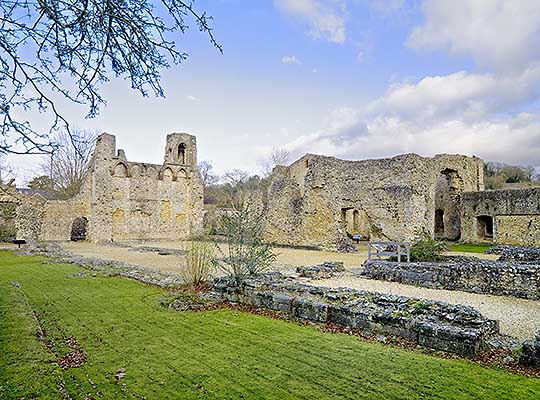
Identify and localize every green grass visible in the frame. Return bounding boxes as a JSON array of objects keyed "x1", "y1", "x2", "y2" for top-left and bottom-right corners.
[
  {"x1": 1, "y1": 251, "x2": 538, "y2": 399},
  {"x1": 449, "y1": 243, "x2": 493, "y2": 254}
]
